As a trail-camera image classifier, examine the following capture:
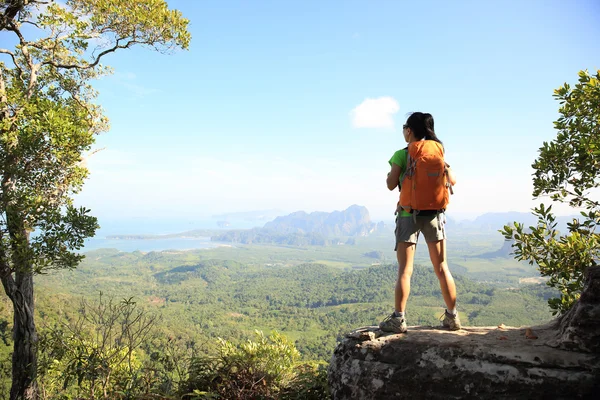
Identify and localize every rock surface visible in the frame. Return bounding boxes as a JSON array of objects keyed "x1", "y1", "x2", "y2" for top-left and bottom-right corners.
[
  {"x1": 328, "y1": 267, "x2": 600, "y2": 399},
  {"x1": 548, "y1": 266, "x2": 600, "y2": 353}
]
